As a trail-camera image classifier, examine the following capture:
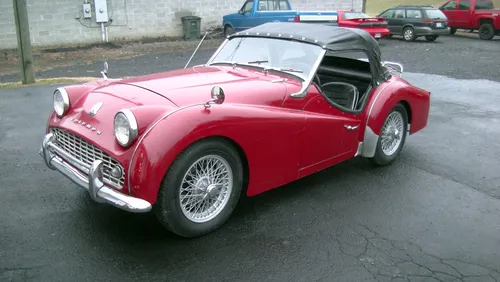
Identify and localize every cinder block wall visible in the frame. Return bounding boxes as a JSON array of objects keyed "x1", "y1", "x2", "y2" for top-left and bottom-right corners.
[{"x1": 0, "y1": 0, "x2": 362, "y2": 50}]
